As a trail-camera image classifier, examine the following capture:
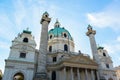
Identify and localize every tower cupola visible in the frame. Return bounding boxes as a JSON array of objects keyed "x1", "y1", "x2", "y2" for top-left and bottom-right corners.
[{"x1": 54, "y1": 19, "x2": 60, "y2": 28}]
